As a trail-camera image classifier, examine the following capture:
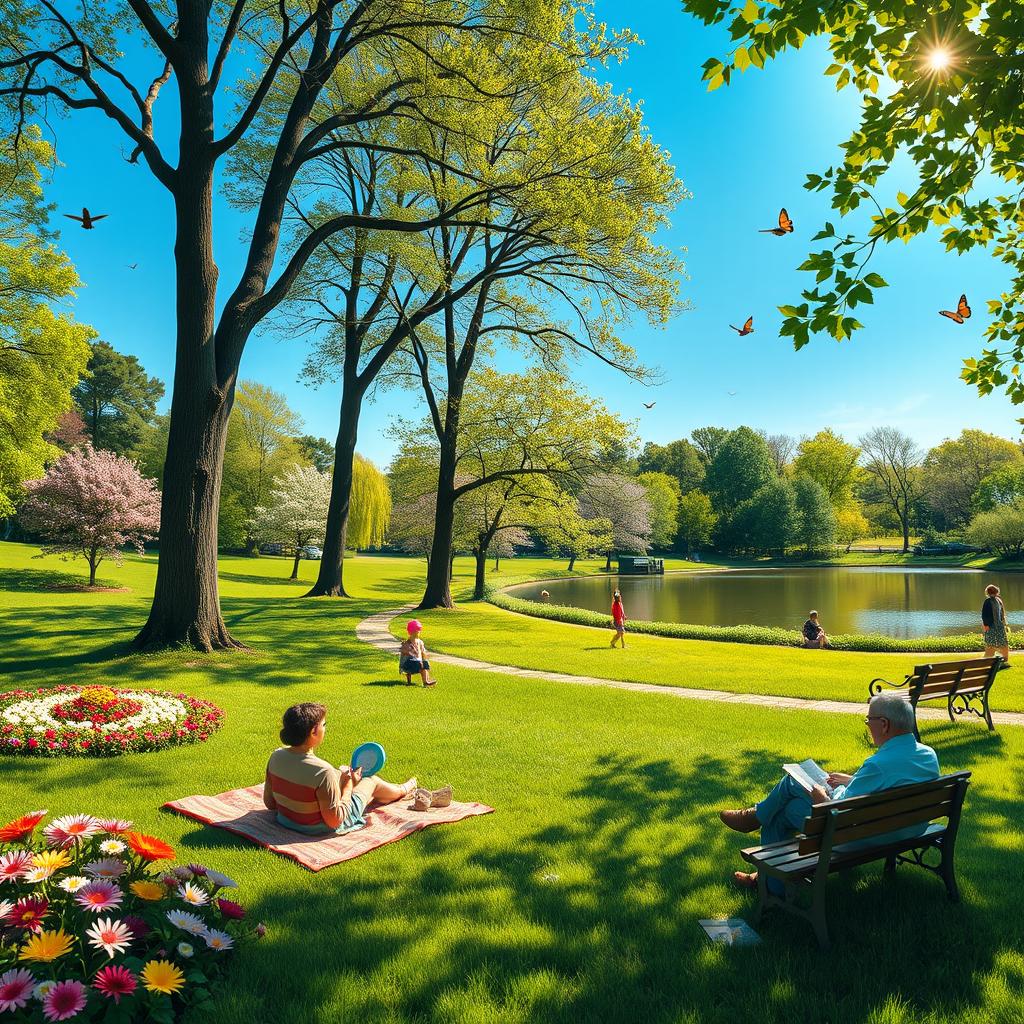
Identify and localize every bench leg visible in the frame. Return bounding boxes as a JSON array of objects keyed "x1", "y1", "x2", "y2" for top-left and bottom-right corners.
[
  {"x1": 940, "y1": 847, "x2": 960, "y2": 903},
  {"x1": 883, "y1": 853, "x2": 897, "y2": 875},
  {"x1": 983, "y1": 692, "x2": 995, "y2": 732},
  {"x1": 809, "y1": 892, "x2": 830, "y2": 950},
  {"x1": 751, "y1": 872, "x2": 768, "y2": 926}
]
